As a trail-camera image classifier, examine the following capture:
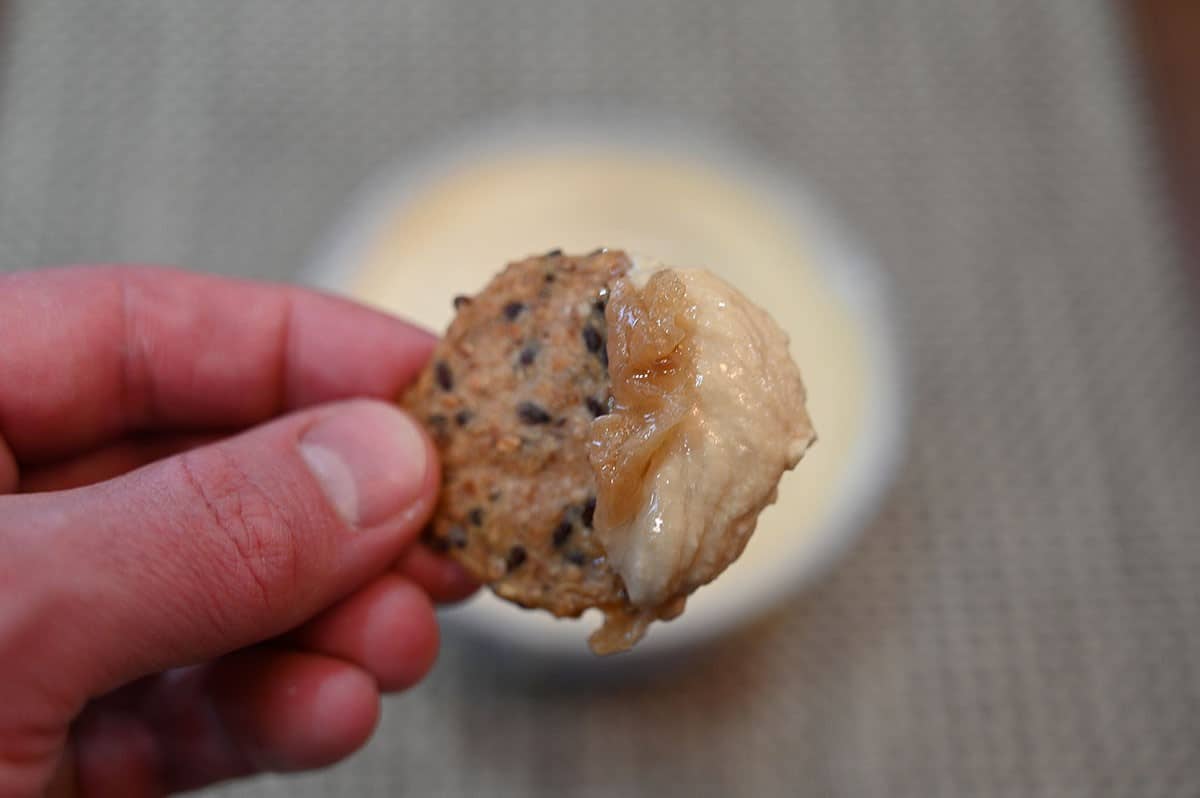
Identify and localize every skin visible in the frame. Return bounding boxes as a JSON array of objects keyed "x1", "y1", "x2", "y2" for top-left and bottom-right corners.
[{"x1": 0, "y1": 265, "x2": 478, "y2": 797}]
